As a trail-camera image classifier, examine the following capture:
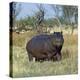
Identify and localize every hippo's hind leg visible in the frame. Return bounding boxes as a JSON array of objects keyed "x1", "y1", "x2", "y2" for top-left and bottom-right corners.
[
  {"x1": 27, "y1": 53, "x2": 33, "y2": 61},
  {"x1": 35, "y1": 58, "x2": 39, "y2": 61},
  {"x1": 35, "y1": 58, "x2": 44, "y2": 62}
]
